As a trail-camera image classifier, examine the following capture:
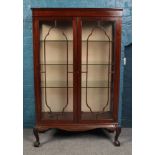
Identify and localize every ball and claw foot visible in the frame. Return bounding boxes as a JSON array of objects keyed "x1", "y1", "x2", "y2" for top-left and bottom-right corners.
[
  {"x1": 113, "y1": 140, "x2": 120, "y2": 146},
  {"x1": 34, "y1": 141, "x2": 40, "y2": 147},
  {"x1": 113, "y1": 127, "x2": 121, "y2": 147}
]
